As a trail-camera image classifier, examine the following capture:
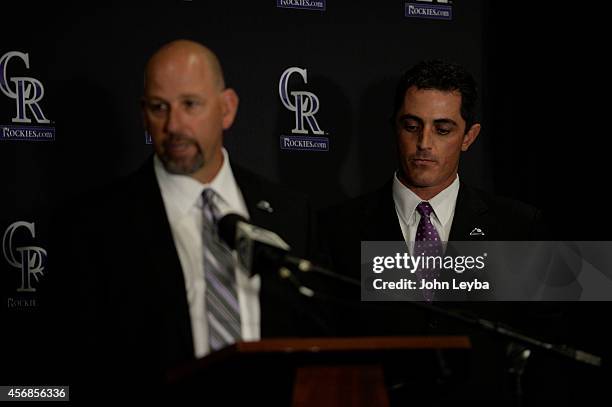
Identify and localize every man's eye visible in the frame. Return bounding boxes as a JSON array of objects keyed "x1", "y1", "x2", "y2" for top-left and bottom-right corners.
[
  {"x1": 184, "y1": 99, "x2": 201, "y2": 109},
  {"x1": 403, "y1": 122, "x2": 420, "y2": 132},
  {"x1": 148, "y1": 102, "x2": 167, "y2": 113},
  {"x1": 437, "y1": 128, "x2": 451, "y2": 135}
]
